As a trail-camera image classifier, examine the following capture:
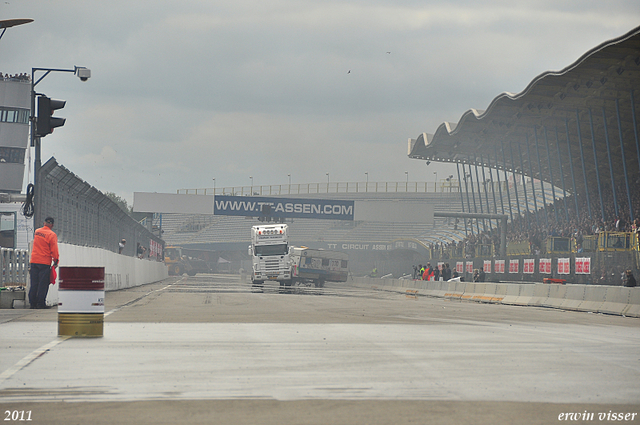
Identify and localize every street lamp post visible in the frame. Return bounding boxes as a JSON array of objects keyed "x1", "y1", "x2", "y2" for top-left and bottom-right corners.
[{"x1": 30, "y1": 66, "x2": 90, "y2": 226}]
